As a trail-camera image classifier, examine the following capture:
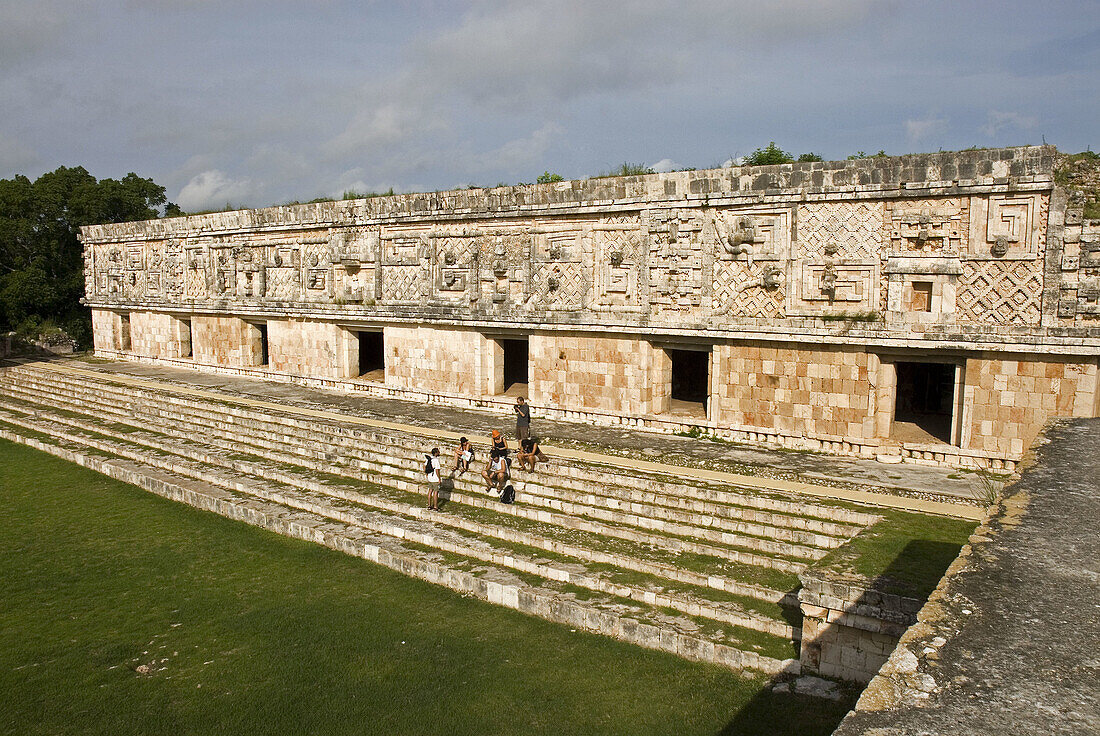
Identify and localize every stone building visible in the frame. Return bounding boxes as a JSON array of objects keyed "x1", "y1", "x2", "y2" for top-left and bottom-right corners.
[{"x1": 80, "y1": 146, "x2": 1100, "y2": 471}]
